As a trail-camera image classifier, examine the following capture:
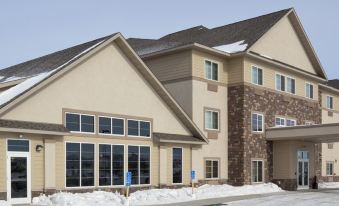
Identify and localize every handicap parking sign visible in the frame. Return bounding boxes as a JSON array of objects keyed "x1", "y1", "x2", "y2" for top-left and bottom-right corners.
[
  {"x1": 126, "y1": 171, "x2": 132, "y2": 186},
  {"x1": 191, "y1": 170, "x2": 196, "y2": 180}
]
